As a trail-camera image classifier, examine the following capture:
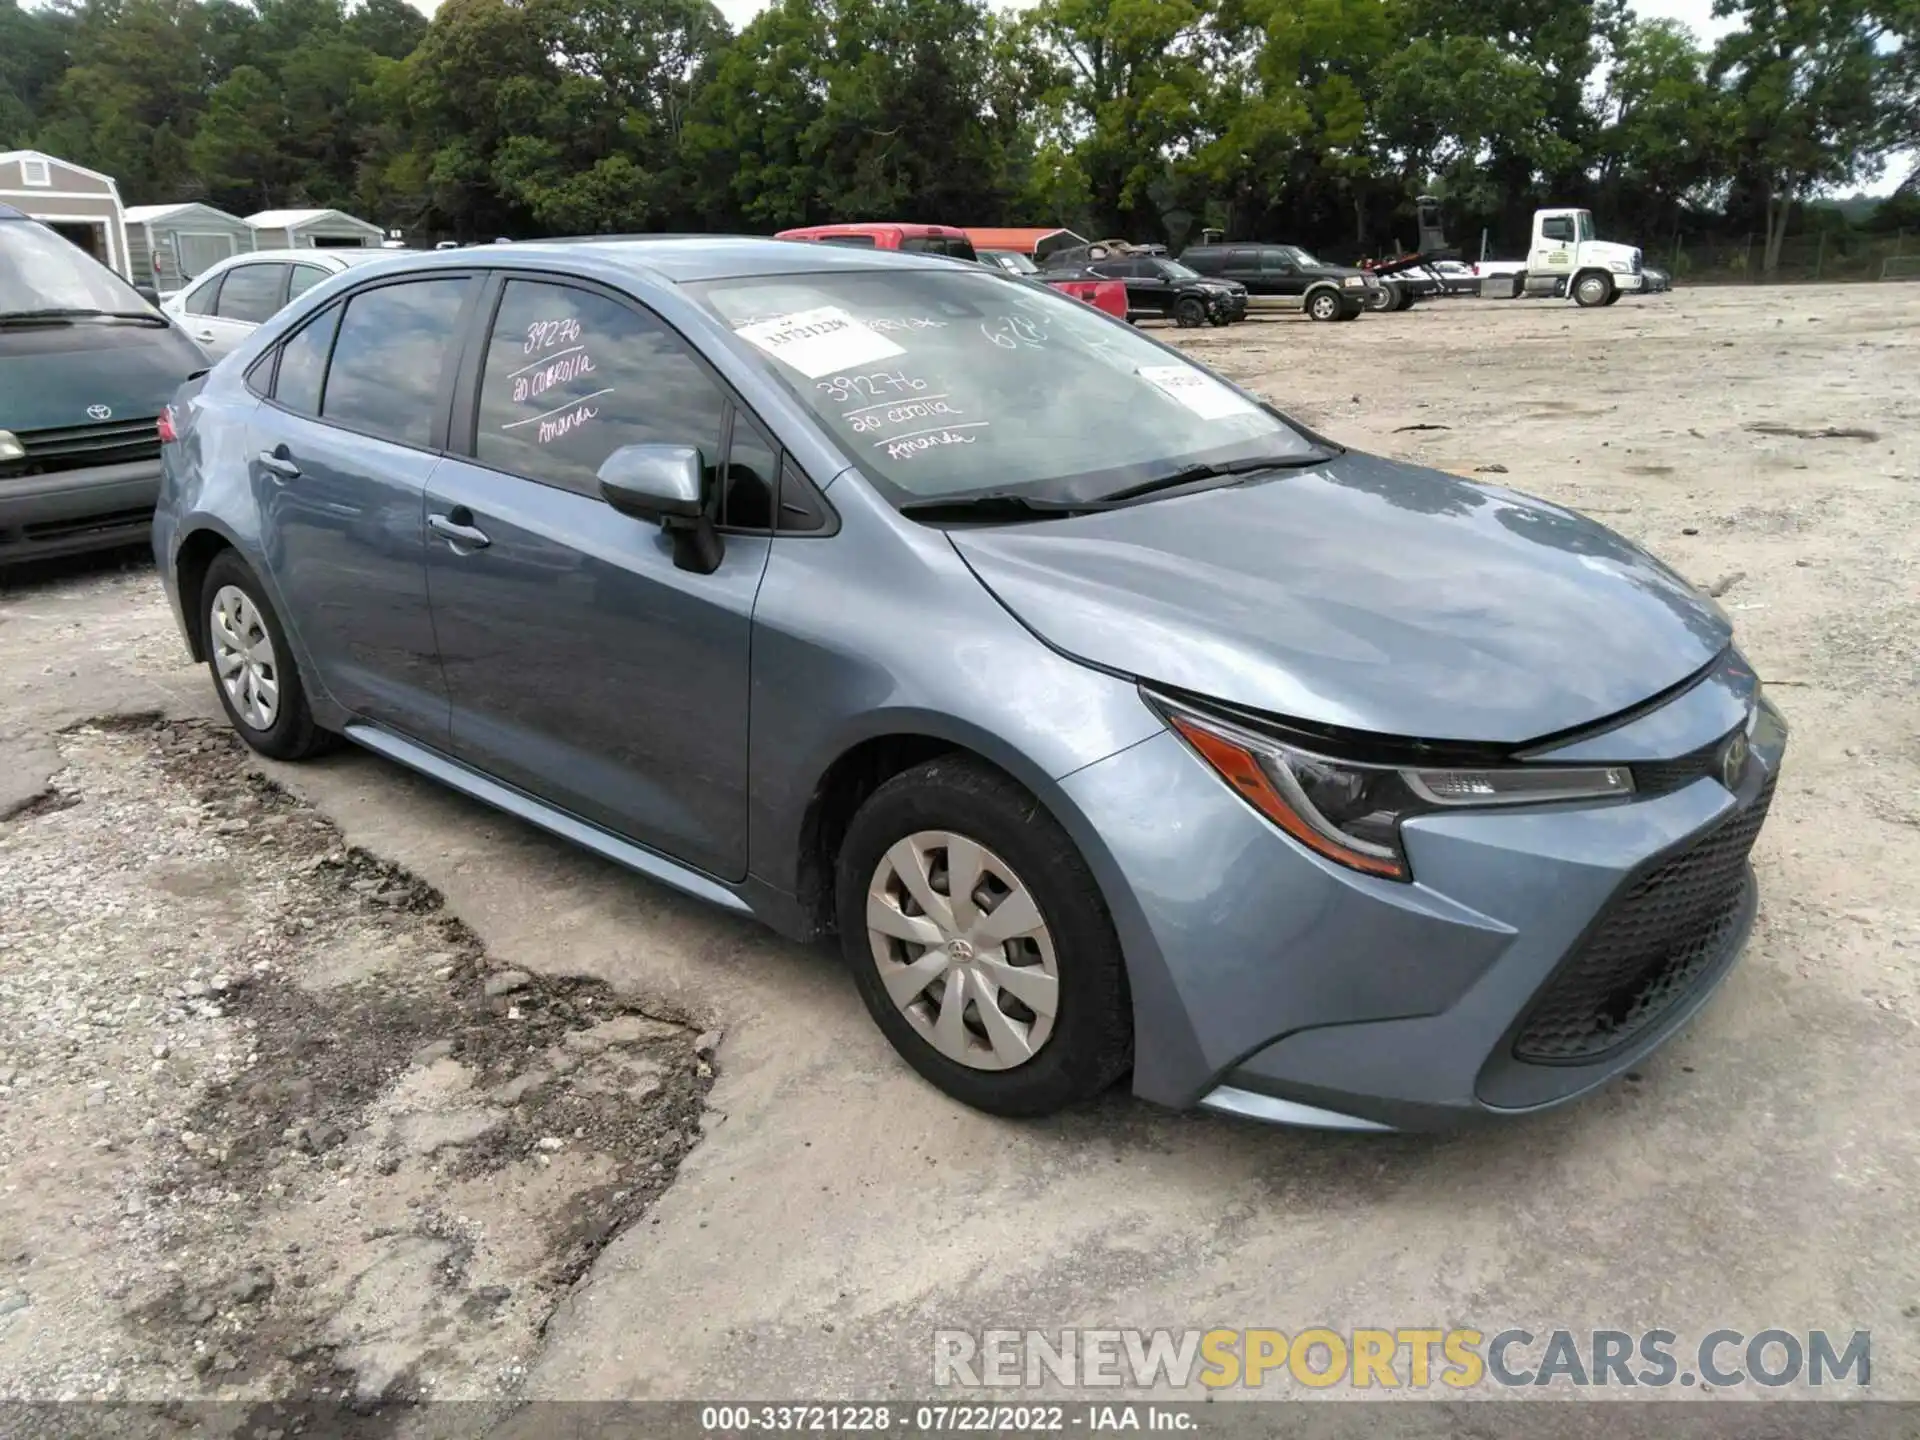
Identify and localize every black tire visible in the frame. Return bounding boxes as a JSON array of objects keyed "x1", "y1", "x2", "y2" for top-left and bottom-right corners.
[
  {"x1": 1173, "y1": 296, "x2": 1207, "y2": 328},
  {"x1": 1574, "y1": 271, "x2": 1613, "y2": 308},
  {"x1": 1602, "y1": 288, "x2": 1624, "y2": 306},
  {"x1": 1207, "y1": 312, "x2": 1232, "y2": 327},
  {"x1": 199, "y1": 549, "x2": 337, "y2": 761},
  {"x1": 1335, "y1": 306, "x2": 1362, "y2": 322},
  {"x1": 1307, "y1": 289, "x2": 1343, "y2": 322},
  {"x1": 1364, "y1": 283, "x2": 1397, "y2": 313},
  {"x1": 835, "y1": 755, "x2": 1132, "y2": 1117}
]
